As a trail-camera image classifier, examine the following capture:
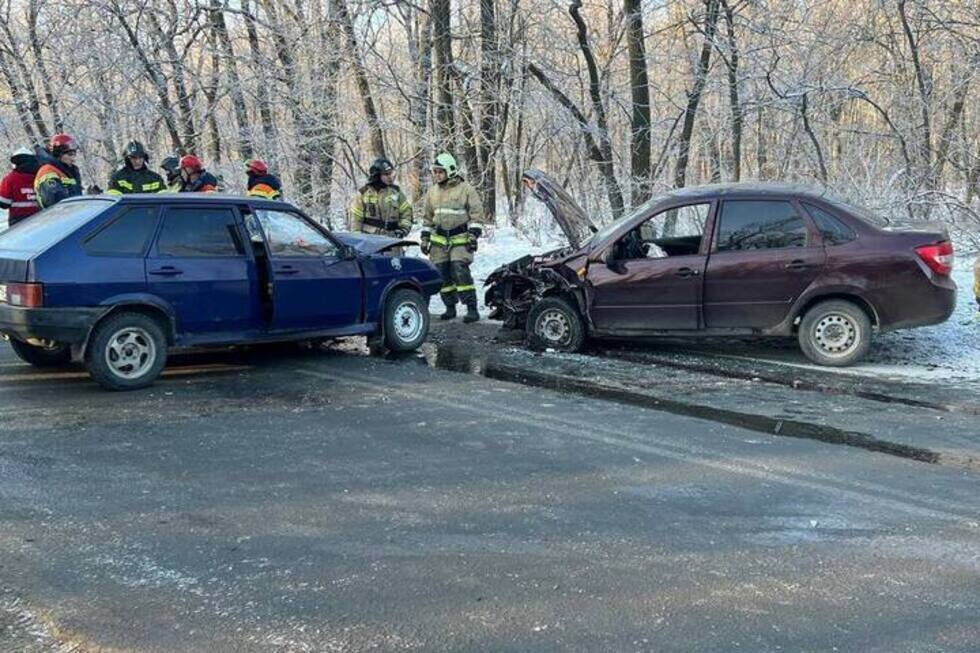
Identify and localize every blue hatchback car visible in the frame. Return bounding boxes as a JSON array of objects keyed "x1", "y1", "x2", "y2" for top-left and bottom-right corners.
[{"x1": 0, "y1": 195, "x2": 442, "y2": 389}]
